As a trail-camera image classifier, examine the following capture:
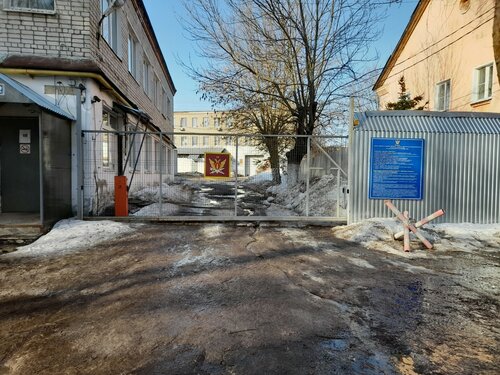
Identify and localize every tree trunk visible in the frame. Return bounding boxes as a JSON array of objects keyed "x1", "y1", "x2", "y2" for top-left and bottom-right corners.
[
  {"x1": 285, "y1": 136, "x2": 308, "y2": 187},
  {"x1": 494, "y1": 1, "x2": 500, "y2": 84},
  {"x1": 264, "y1": 137, "x2": 281, "y2": 184}
]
